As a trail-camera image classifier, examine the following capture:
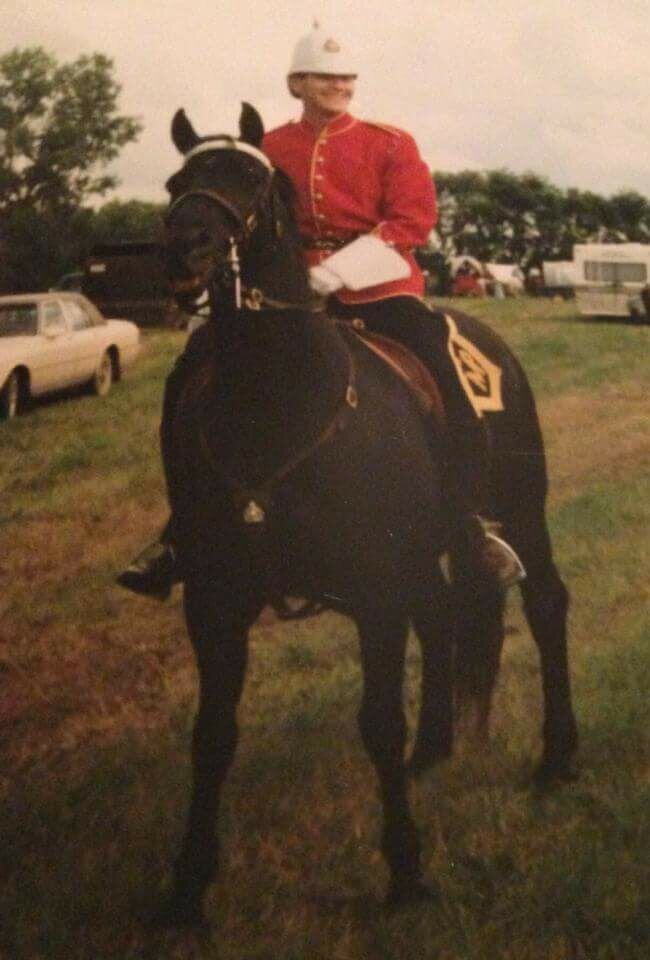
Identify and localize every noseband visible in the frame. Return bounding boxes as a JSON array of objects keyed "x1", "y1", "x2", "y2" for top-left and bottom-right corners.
[{"x1": 166, "y1": 138, "x2": 276, "y2": 309}]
